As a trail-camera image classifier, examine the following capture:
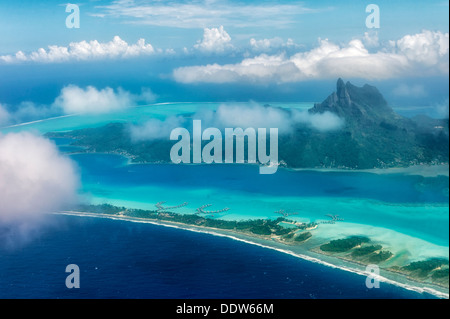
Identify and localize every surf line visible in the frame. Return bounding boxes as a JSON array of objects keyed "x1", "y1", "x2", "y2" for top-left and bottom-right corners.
[{"x1": 55, "y1": 211, "x2": 449, "y2": 299}]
